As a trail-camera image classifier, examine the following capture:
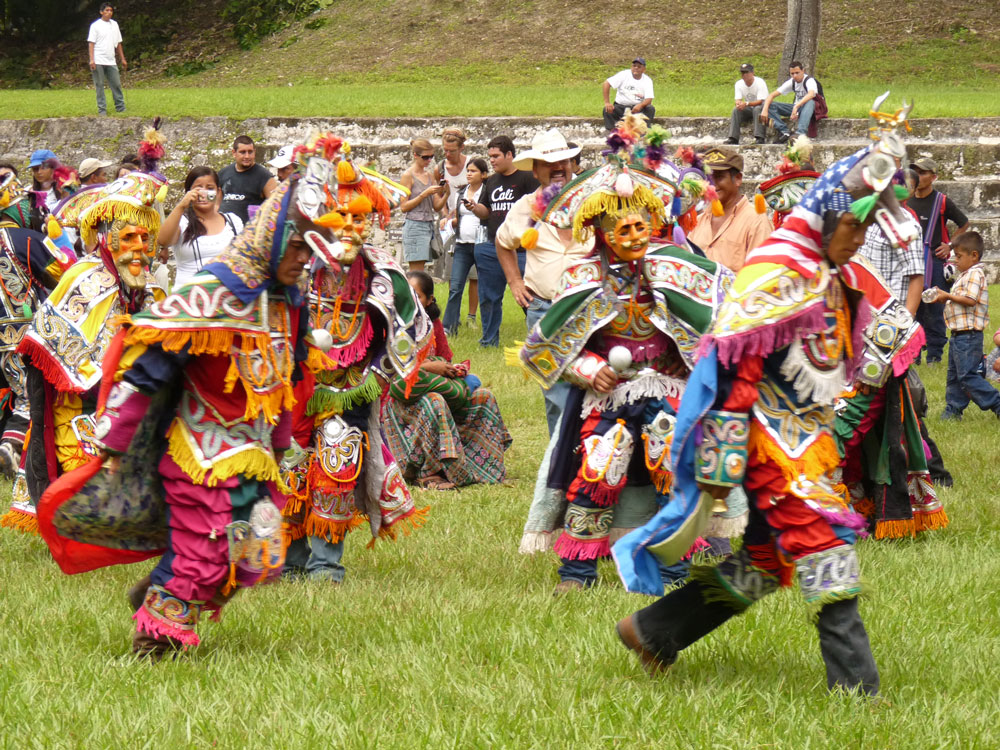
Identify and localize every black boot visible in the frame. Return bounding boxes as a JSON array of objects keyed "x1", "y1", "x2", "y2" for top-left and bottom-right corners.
[
  {"x1": 632, "y1": 580, "x2": 743, "y2": 665},
  {"x1": 815, "y1": 597, "x2": 880, "y2": 696},
  {"x1": 127, "y1": 575, "x2": 152, "y2": 613}
]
